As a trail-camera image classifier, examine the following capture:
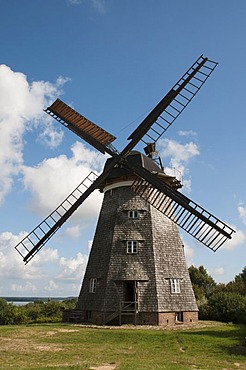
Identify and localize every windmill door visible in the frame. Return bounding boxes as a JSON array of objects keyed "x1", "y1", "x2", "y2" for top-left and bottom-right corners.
[{"x1": 124, "y1": 281, "x2": 137, "y2": 305}]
